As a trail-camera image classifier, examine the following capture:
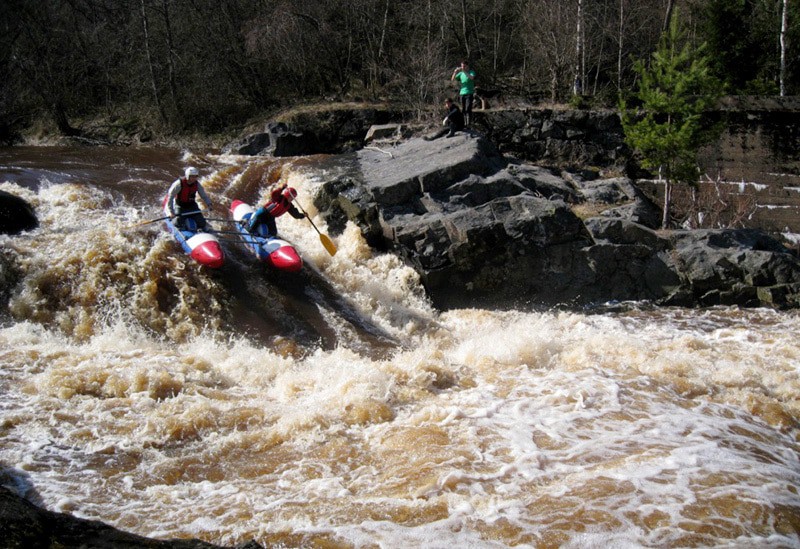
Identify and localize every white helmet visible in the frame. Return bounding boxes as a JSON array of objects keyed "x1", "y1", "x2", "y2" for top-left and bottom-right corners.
[{"x1": 185, "y1": 167, "x2": 199, "y2": 178}]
